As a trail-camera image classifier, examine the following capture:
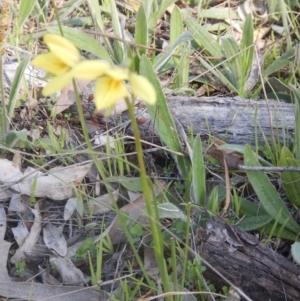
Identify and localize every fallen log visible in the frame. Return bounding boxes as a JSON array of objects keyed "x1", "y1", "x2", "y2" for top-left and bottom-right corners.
[
  {"x1": 196, "y1": 218, "x2": 300, "y2": 301},
  {"x1": 137, "y1": 96, "x2": 295, "y2": 146},
  {"x1": 3, "y1": 58, "x2": 296, "y2": 146}
]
